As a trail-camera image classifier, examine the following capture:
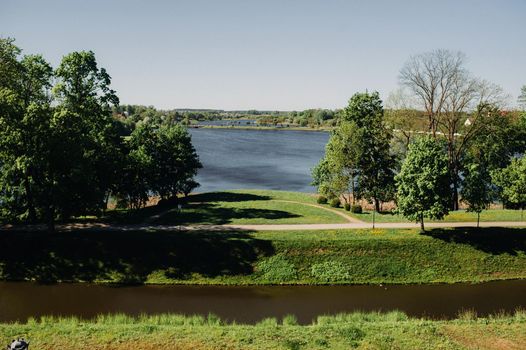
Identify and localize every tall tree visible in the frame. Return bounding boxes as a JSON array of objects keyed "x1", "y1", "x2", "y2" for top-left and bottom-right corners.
[
  {"x1": 400, "y1": 49, "x2": 508, "y2": 210},
  {"x1": 312, "y1": 121, "x2": 364, "y2": 203},
  {"x1": 342, "y1": 92, "x2": 395, "y2": 211},
  {"x1": 395, "y1": 136, "x2": 450, "y2": 231}
]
